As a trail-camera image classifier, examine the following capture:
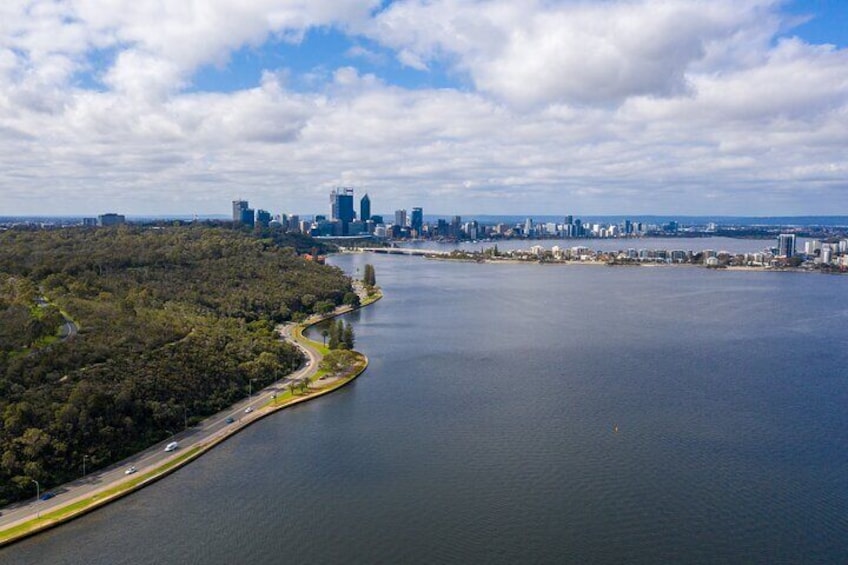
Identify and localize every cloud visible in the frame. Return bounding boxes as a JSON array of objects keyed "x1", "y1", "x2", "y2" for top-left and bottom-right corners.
[
  {"x1": 0, "y1": 0, "x2": 846, "y2": 216},
  {"x1": 367, "y1": 0, "x2": 786, "y2": 107},
  {"x1": 345, "y1": 44, "x2": 388, "y2": 66}
]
